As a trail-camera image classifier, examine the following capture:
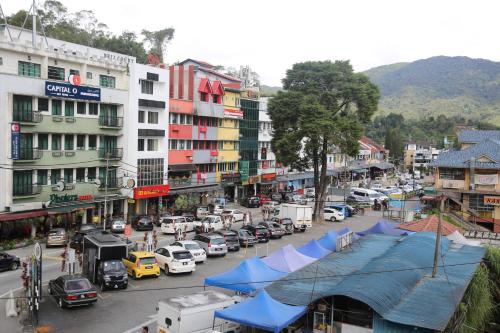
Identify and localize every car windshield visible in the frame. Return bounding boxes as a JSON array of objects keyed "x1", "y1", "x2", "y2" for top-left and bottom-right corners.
[
  {"x1": 113, "y1": 220, "x2": 125, "y2": 225},
  {"x1": 222, "y1": 211, "x2": 233, "y2": 214},
  {"x1": 282, "y1": 219, "x2": 292, "y2": 224},
  {"x1": 272, "y1": 223, "x2": 281, "y2": 228},
  {"x1": 49, "y1": 229, "x2": 64, "y2": 235},
  {"x1": 163, "y1": 218, "x2": 174, "y2": 224},
  {"x1": 65, "y1": 279, "x2": 91, "y2": 291},
  {"x1": 184, "y1": 243, "x2": 200, "y2": 250},
  {"x1": 239, "y1": 230, "x2": 251, "y2": 237},
  {"x1": 103, "y1": 261, "x2": 125, "y2": 272},
  {"x1": 210, "y1": 237, "x2": 225, "y2": 245},
  {"x1": 139, "y1": 218, "x2": 150, "y2": 224},
  {"x1": 173, "y1": 251, "x2": 192, "y2": 260},
  {"x1": 139, "y1": 257, "x2": 156, "y2": 265}
]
